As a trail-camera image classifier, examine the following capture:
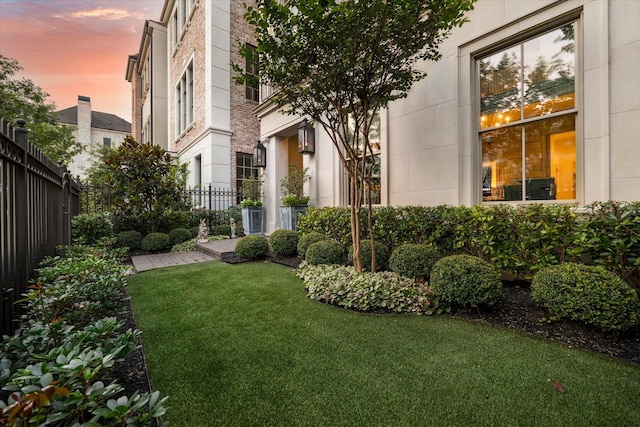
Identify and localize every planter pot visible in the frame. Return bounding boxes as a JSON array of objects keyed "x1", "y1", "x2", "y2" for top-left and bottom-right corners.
[
  {"x1": 279, "y1": 205, "x2": 307, "y2": 231},
  {"x1": 241, "y1": 207, "x2": 264, "y2": 235}
]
